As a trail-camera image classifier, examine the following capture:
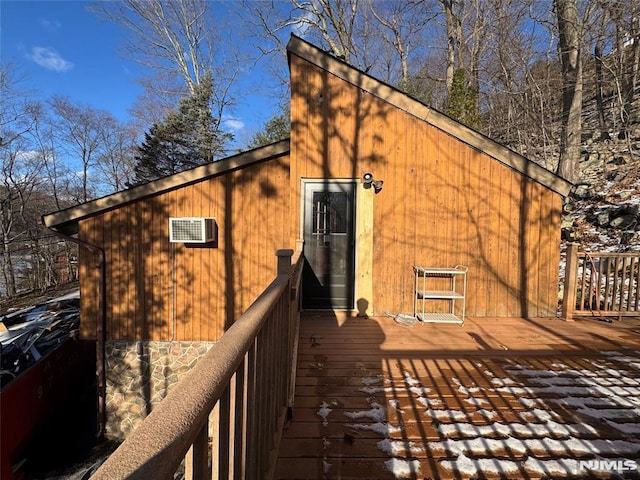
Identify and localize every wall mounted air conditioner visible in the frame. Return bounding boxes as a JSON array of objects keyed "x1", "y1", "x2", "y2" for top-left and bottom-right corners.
[{"x1": 169, "y1": 217, "x2": 217, "y2": 243}]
